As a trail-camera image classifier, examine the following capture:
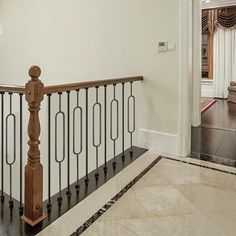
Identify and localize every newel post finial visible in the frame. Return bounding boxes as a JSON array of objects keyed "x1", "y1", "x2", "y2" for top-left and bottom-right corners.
[
  {"x1": 21, "y1": 65, "x2": 46, "y2": 226},
  {"x1": 28, "y1": 65, "x2": 41, "y2": 79}
]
